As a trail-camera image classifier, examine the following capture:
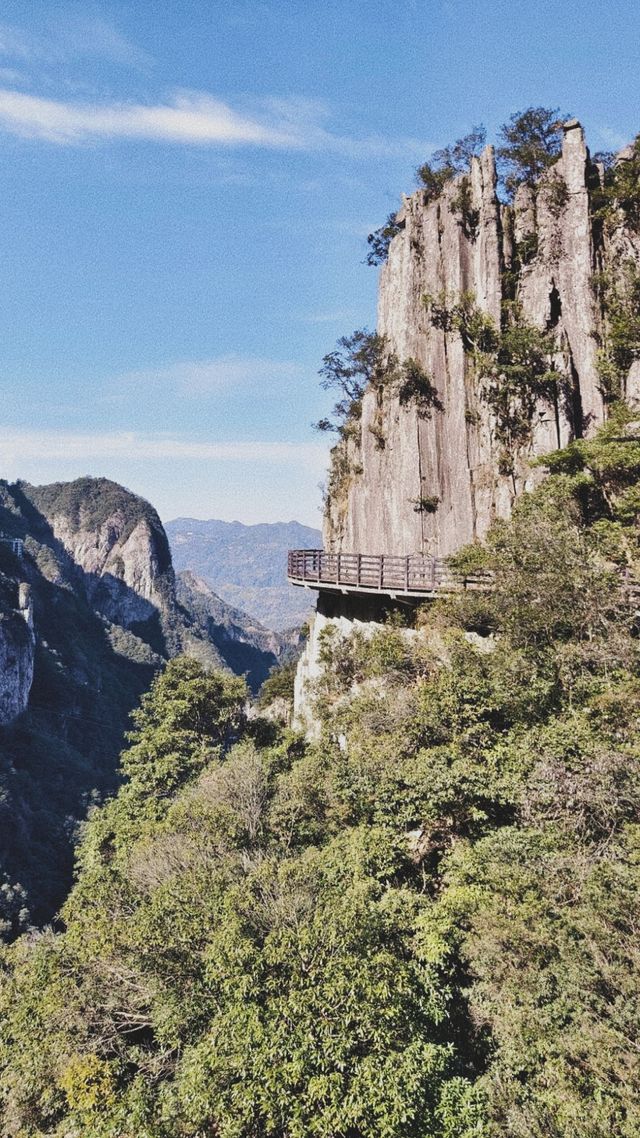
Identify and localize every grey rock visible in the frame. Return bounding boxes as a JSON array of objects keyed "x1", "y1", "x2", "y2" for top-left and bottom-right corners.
[
  {"x1": 0, "y1": 608, "x2": 34, "y2": 725},
  {"x1": 324, "y1": 124, "x2": 639, "y2": 561}
]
